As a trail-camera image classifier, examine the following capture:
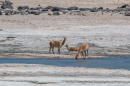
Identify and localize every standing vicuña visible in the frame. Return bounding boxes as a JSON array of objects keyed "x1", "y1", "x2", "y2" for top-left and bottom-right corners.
[
  {"x1": 49, "y1": 37, "x2": 66, "y2": 54},
  {"x1": 75, "y1": 43, "x2": 89, "y2": 60}
]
